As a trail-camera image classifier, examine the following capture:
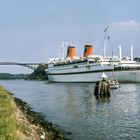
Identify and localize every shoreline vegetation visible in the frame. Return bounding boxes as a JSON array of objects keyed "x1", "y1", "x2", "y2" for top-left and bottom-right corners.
[{"x1": 0, "y1": 85, "x2": 65, "y2": 140}]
